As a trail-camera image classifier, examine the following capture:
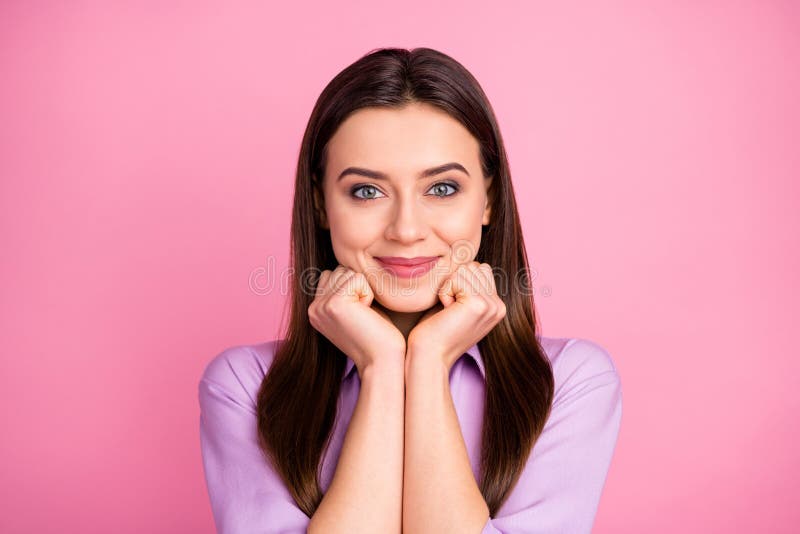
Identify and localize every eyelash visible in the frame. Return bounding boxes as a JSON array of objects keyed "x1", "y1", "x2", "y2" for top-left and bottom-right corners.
[{"x1": 349, "y1": 181, "x2": 461, "y2": 203}]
